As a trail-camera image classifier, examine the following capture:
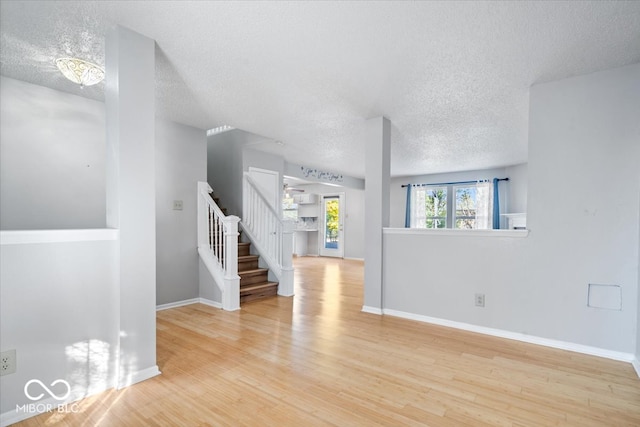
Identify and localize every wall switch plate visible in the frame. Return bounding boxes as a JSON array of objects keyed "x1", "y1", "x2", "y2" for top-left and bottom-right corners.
[
  {"x1": 475, "y1": 293, "x2": 485, "y2": 307},
  {"x1": 172, "y1": 200, "x2": 183, "y2": 210},
  {"x1": 0, "y1": 349, "x2": 16, "y2": 376}
]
